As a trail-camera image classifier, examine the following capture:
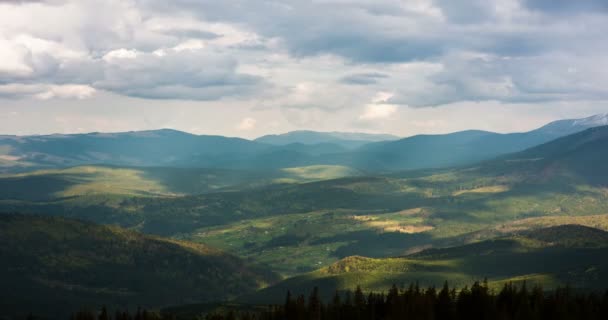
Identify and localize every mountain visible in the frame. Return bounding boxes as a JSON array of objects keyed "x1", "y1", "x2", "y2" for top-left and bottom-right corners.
[
  {"x1": 2, "y1": 127, "x2": 608, "y2": 276},
  {"x1": 351, "y1": 113, "x2": 608, "y2": 171},
  {"x1": 0, "y1": 214, "x2": 278, "y2": 318},
  {"x1": 255, "y1": 131, "x2": 400, "y2": 149},
  {"x1": 244, "y1": 225, "x2": 608, "y2": 304},
  {"x1": 487, "y1": 125, "x2": 608, "y2": 184},
  {"x1": 0, "y1": 129, "x2": 268, "y2": 170},
  {"x1": 1, "y1": 114, "x2": 606, "y2": 173},
  {"x1": 534, "y1": 113, "x2": 608, "y2": 135}
]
